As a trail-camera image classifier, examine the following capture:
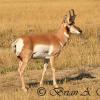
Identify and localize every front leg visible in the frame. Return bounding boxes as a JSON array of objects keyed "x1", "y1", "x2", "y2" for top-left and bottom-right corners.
[
  {"x1": 50, "y1": 56, "x2": 58, "y2": 88},
  {"x1": 40, "y1": 59, "x2": 49, "y2": 86}
]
